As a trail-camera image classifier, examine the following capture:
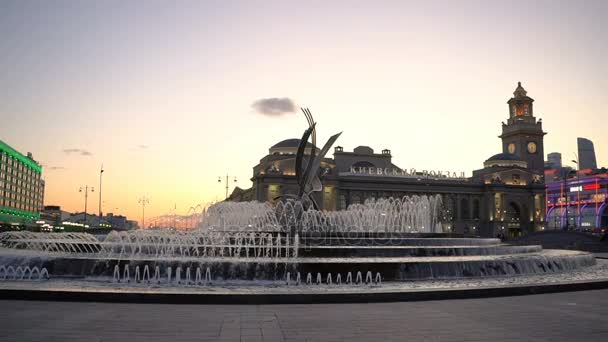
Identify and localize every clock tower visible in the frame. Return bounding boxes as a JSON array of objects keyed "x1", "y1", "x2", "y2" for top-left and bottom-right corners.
[{"x1": 499, "y1": 82, "x2": 546, "y2": 174}]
